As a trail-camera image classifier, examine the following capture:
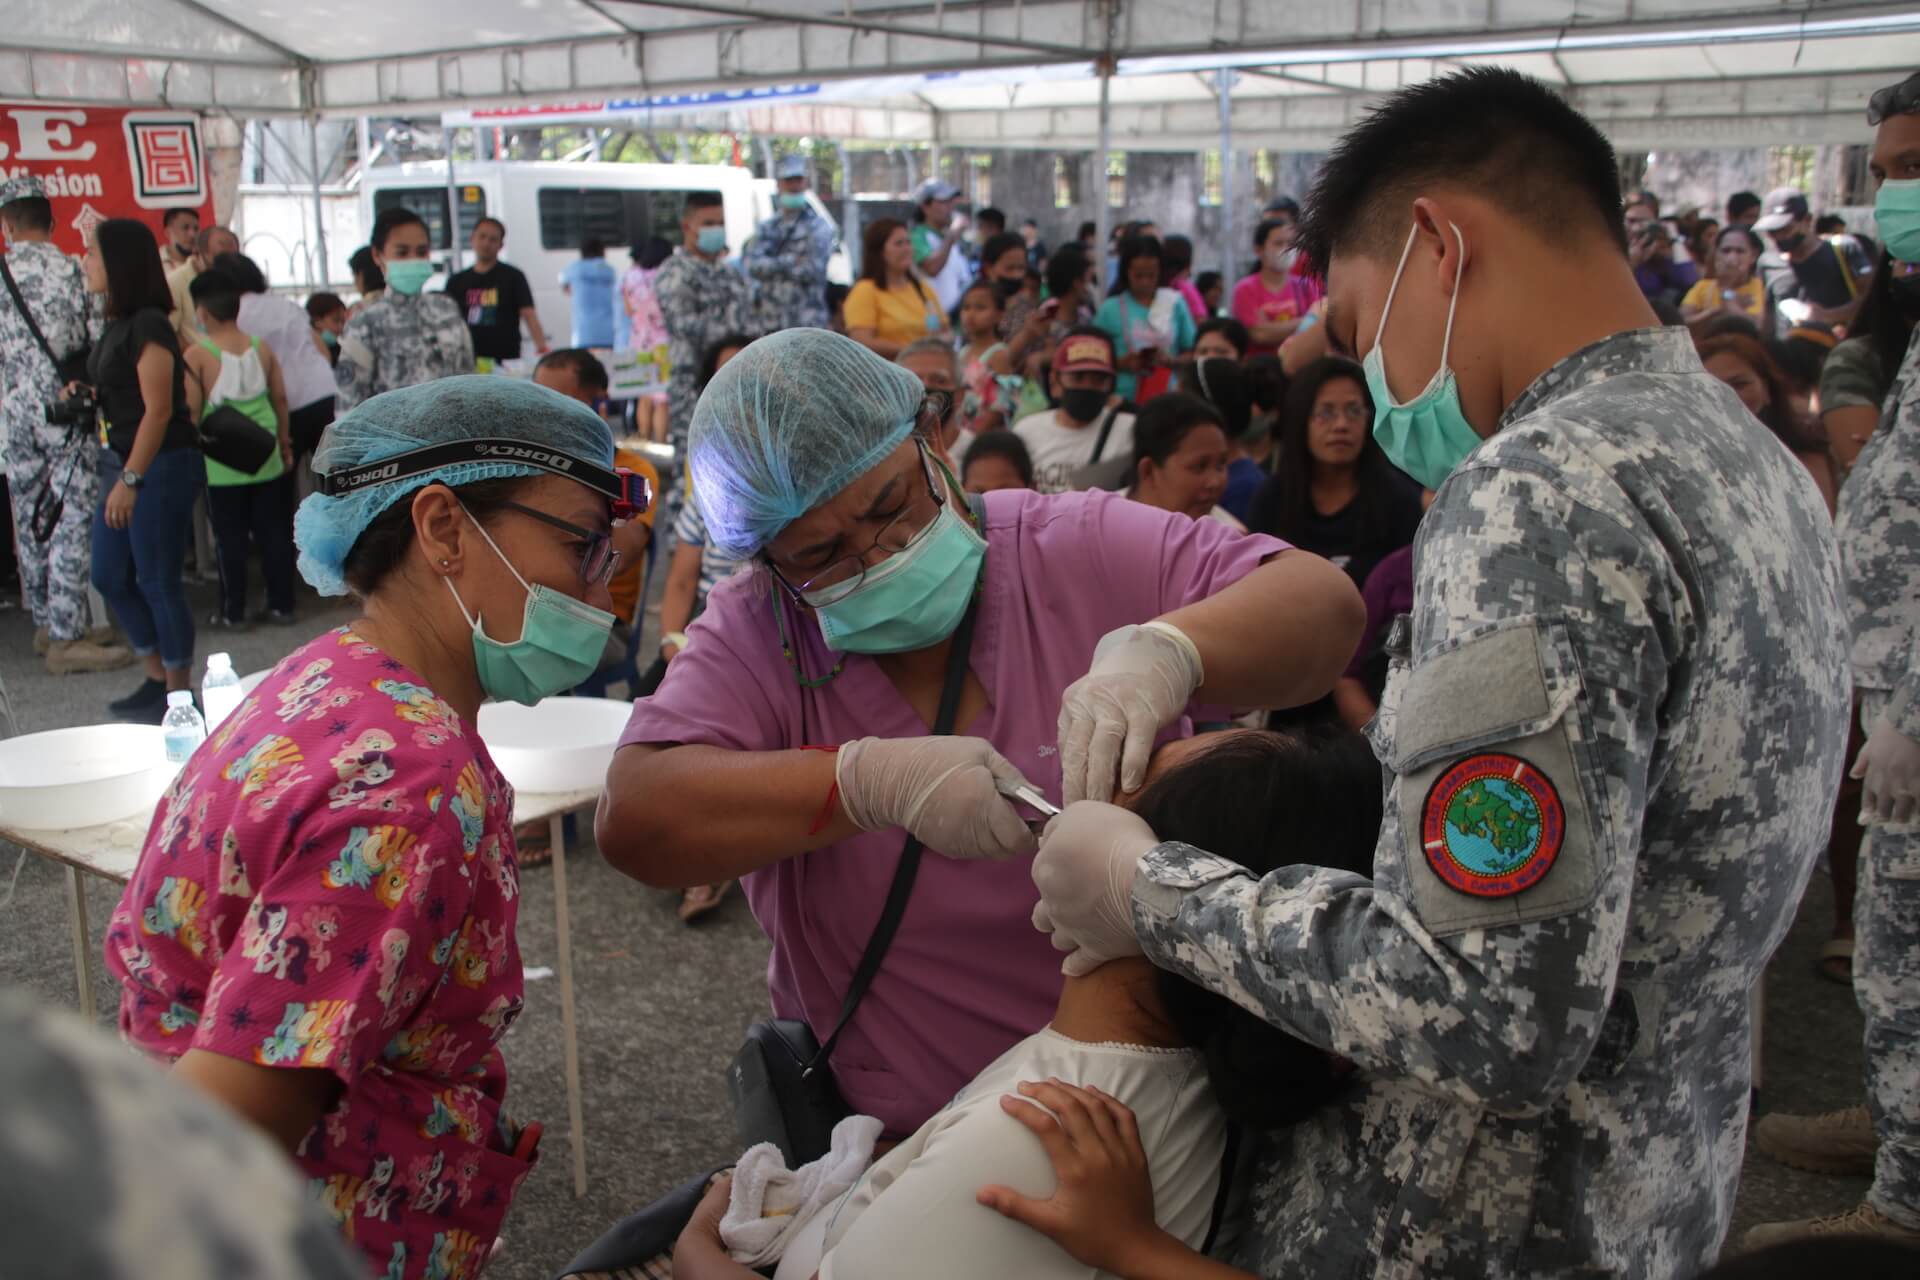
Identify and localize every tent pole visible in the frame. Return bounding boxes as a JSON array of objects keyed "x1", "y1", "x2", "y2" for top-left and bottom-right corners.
[
  {"x1": 445, "y1": 126, "x2": 462, "y2": 275},
  {"x1": 307, "y1": 115, "x2": 330, "y2": 289},
  {"x1": 1094, "y1": 55, "x2": 1112, "y2": 265},
  {"x1": 1218, "y1": 69, "x2": 1236, "y2": 298}
]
